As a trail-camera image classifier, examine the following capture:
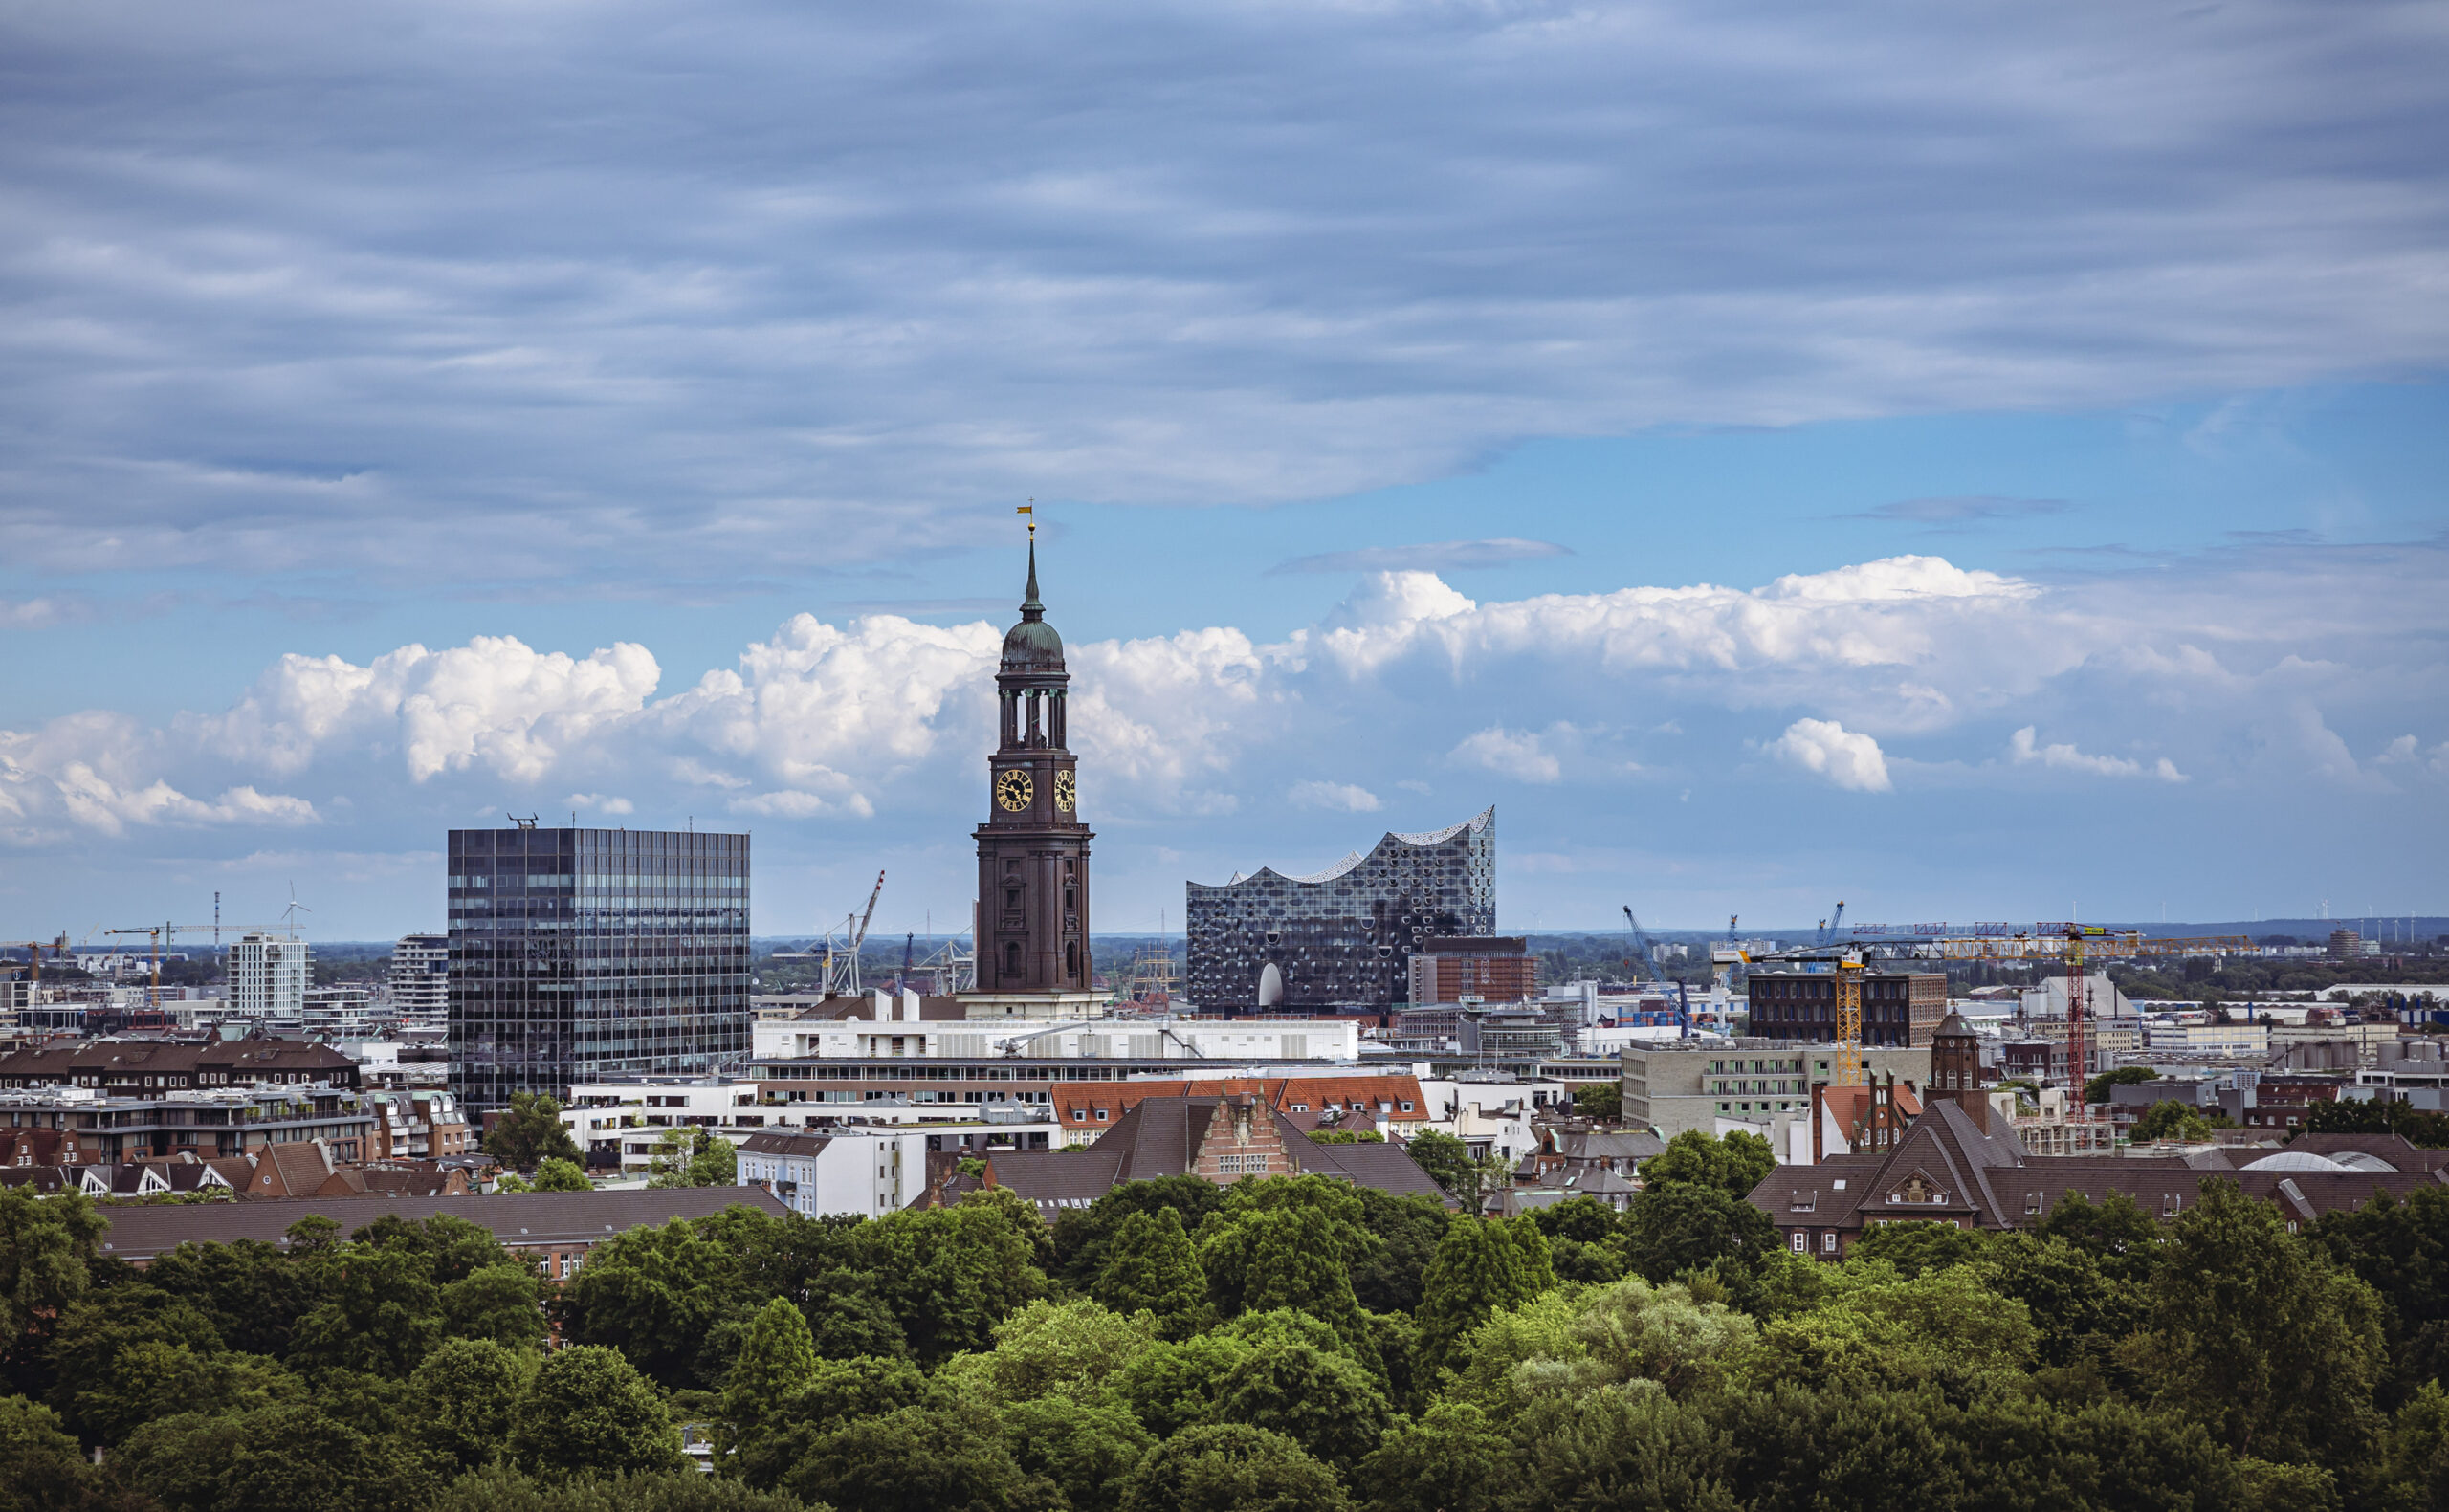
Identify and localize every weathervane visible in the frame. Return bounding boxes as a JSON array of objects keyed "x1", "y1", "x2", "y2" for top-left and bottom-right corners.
[{"x1": 1017, "y1": 498, "x2": 1034, "y2": 539}]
